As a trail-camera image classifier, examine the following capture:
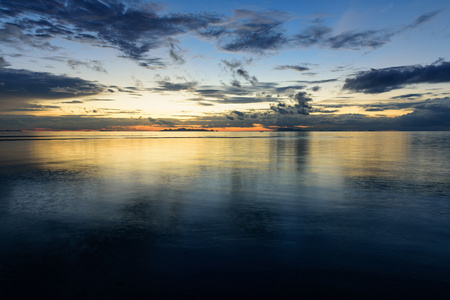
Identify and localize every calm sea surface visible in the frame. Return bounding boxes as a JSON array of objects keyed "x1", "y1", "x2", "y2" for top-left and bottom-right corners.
[{"x1": 1, "y1": 131, "x2": 450, "y2": 299}]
